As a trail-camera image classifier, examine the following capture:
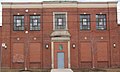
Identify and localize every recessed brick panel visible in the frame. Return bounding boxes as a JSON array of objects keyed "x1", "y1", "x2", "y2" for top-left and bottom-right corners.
[
  {"x1": 80, "y1": 42, "x2": 92, "y2": 61},
  {"x1": 12, "y1": 43, "x2": 24, "y2": 68}
]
